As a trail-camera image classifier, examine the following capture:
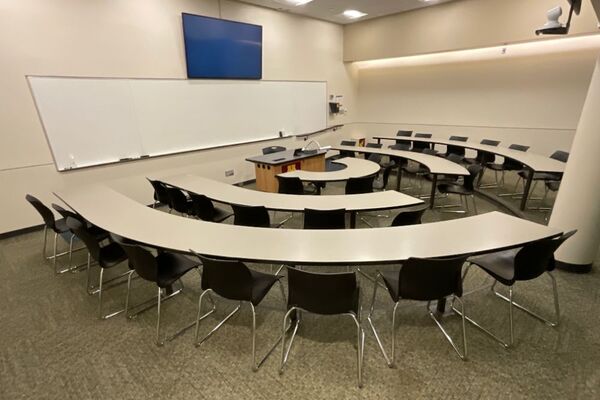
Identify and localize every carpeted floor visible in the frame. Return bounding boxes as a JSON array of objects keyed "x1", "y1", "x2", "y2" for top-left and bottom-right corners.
[{"x1": 1, "y1": 171, "x2": 598, "y2": 399}]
